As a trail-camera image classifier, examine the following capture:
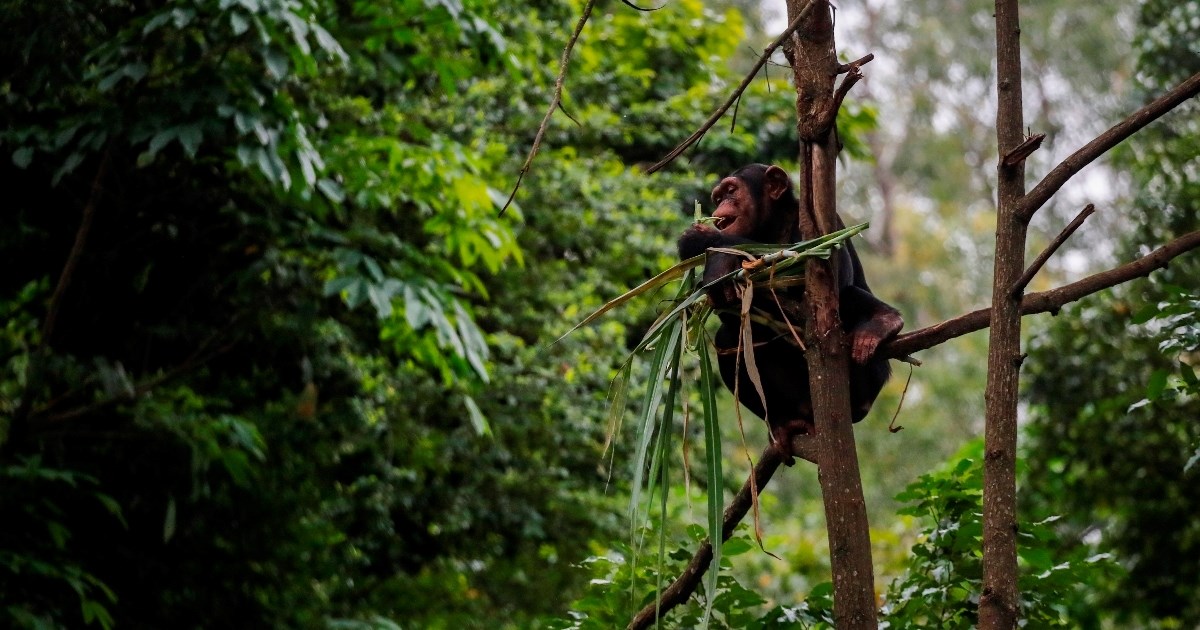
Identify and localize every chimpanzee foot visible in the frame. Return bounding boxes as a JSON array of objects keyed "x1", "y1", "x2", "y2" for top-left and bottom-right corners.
[{"x1": 770, "y1": 419, "x2": 814, "y2": 466}]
